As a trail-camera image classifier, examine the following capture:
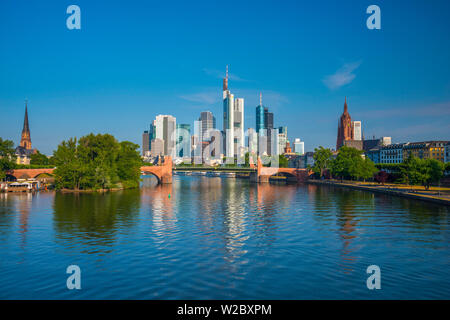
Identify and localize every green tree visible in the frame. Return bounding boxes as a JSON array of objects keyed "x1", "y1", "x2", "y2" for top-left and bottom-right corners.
[
  {"x1": 330, "y1": 146, "x2": 364, "y2": 180},
  {"x1": 116, "y1": 141, "x2": 142, "y2": 188},
  {"x1": 312, "y1": 146, "x2": 333, "y2": 177},
  {"x1": 53, "y1": 134, "x2": 141, "y2": 191},
  {"x1": 278, "y1": 154, "x2": 289, "y2": 168},
  {"x1": 360, "y1": 157, "x2": 378, "y2": 182},
  {"x1": 30, "y1": 150, "x2": 51, "y2": 166},
  {"x1": 400, "y1": 154, "x2": 422, "y2": 186},
  {"x1": 53, "y1": 138, "x2": 85, "y2": 190},
  {"x1": 0, "y1": 138, "x2": 16, "y2": 180},
  {"x1": 418, "y1": 158, "x2": 444, "y2": 190}
]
